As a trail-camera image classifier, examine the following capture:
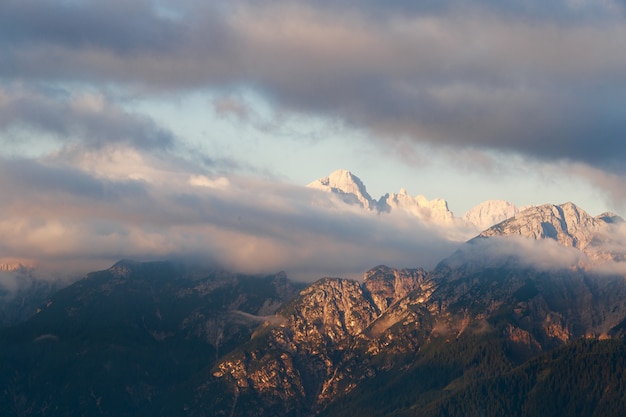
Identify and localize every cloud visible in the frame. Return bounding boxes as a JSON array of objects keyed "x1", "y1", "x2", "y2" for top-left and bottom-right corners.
[
  {"x1": 444, "y1": 235, "x2": 588, "y2": 272},
  {"x1": 2, "y1": 1, "x2": 626, "y2": 173},
  {"x1": 443, "y1": 222, "x2": 626, "y2": 278},
  {"x1": 0, "y1": 0, "x2": 185, "y2": 54},
  {"x1": 0, "y1": 270, "x2": 27, "y2": 295},
  {"x1": 0, "y1": 147, "x2": 461, "y2": 281},
  {"x1": 0, "y1": 84, "x2": 175, "y2": 150},
  {"x1": 567, "y1": 163, "x2": 626, "y2": 212},
  {"x1": 212, "y1": 96, "x2": 252, "y2": 121},
  {"x1": 189, "y1": 175, "x2": 231, "y2": 189}
]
